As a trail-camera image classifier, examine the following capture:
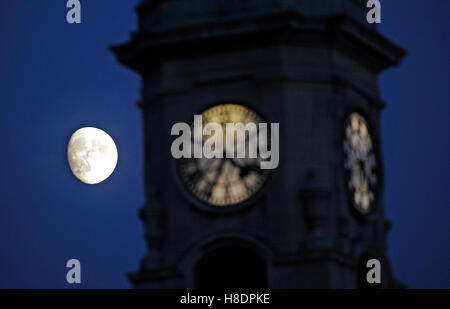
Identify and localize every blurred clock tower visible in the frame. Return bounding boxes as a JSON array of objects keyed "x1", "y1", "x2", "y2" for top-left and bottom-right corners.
[{"x1": 112, "y1": 0, "x2": 405, "y2": 288}]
